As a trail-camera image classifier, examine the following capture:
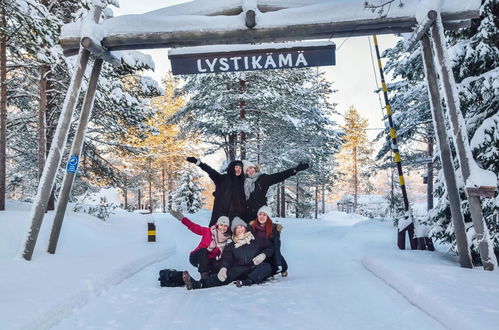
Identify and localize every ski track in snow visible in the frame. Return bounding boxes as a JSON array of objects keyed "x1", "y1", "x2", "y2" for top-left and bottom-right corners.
[{"x1": 49, "y1": 213, "x2": 445, "y2": 330}]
